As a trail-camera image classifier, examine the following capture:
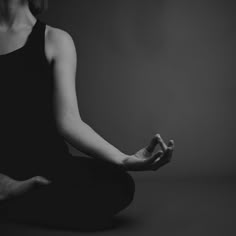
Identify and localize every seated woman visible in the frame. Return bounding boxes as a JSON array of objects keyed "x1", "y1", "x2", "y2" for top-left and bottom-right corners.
[{"x1": 0, "y1": 0, "x2": 174, "y2": 231}]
